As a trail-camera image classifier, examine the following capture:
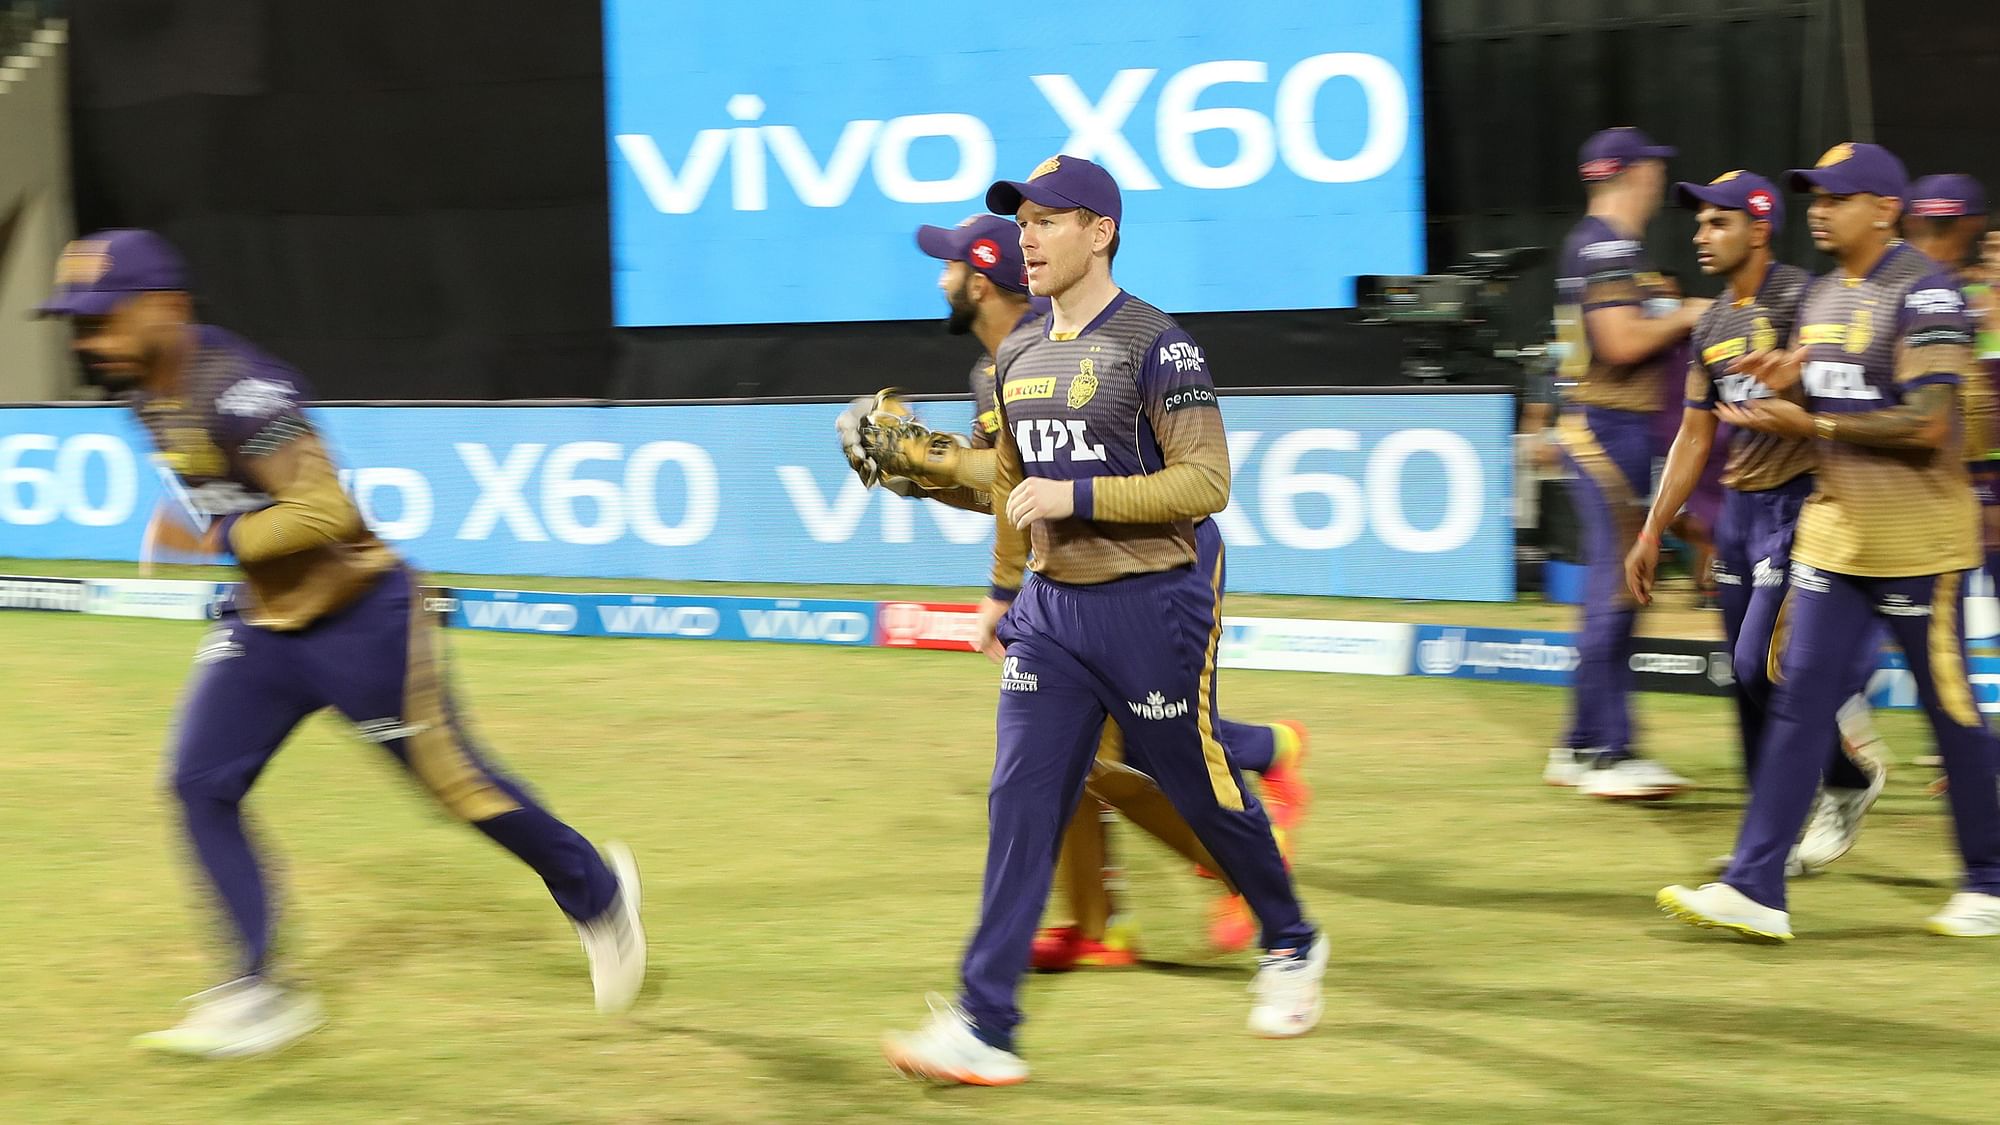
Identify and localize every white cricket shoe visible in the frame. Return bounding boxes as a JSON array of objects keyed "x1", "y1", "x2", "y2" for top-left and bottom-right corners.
[
  {"x1": 1247, "y1": 933, "x2": 1328, "y2": 1038},
  {"x1": 1836, "y1": 695, "x2": 1890, "y2": 771},
  {"x1": 1579, "y1": 757, "x2": 1691, "y2": 800},
  {"x1": 1656, "y1": 883, "x2": 1792, "y2": 942},
  {"x1": 882, "y1": 994, "x2": 1029, "y2": 1086},
  {"x1": 1796, "y1": 759, "x2": 1887, "y2": 871},
  {"x1": 132, "y1": 977, "x2": 325, "y2": 1058},
  {"x1": 575, "y1": 841, "x2": 646, "y2": 1014},
  {"x1": 1544, "y1": 748, "x2": 1599, "y2": 787},
  {"x1": 1926, "y1": 893, "x2": 2000, "y2": 937}
]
